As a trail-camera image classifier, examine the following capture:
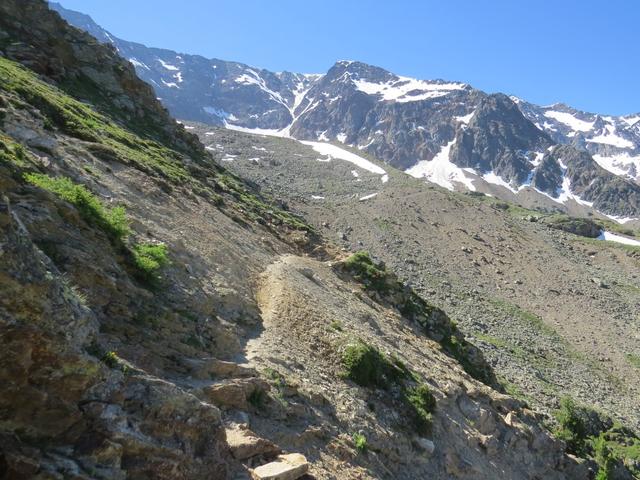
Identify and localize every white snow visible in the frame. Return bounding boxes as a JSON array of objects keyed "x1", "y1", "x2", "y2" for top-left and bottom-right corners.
[
  {"x1": 592, "y1": 153, "x2": 640, "y2": 179},
  {"x1": 456, "y1": 111, "x2": 475, "y2": 125},
  {"x1": 482, "y1": 171, "x2": 518, "y2": 194},
  {"x1": 225, "y1": 124, "x2": 288, "y2": 137},
  {"x1": 405, "y1": 140, "x2": 477, "y2": 191},
  {"x1": 622, "y1": 115, "x2": 640, "y2": 127},
  {"x1": 604, "y1": 214, "x2": 637, "y2": 224},
  {"x1": 381, "y1": 174, "x2": 389, "y2": 183},
  {"x1": 311, "y1": 195, "x2": 325, "y2": 200},
  {"x1": 234, "y1": 69, "x2": 289, "y2": 109},
  {"x1": 597, "y1": 231, "x2": 640, "y2": 246},
  {"x1": 353, "y1": 76, "x2": 466, "y2": 103},
  {"x1": 336, "y1": 133, "x2": 347, "y2": 143},
  {"x1": 586, "y1": 124, "x2": 634, "y2": 148},
  {"x1": 161, "y1": 79, "x2": 179, "y2": 88},
  {"x1": 174, "y1": 71, "x2": 183, "y2": 83},
  {"x1": 158, "y1": 59, "x2": 179, "y2": 71},
  {"x1": 351, "y1": 170, "x2": 360, "y2": 178},
  {"x1": 128, "y1": 58, "x2": 150, "y2": 70},
  {"x1": 544, "y1": 111, "x2": 594, "y2": 132},
  {"x1": 300, "y1": 141, "x2": 387, "y2": 175},
  {"x1": 359, "y1": 193, "x2": 379, "y2": 201},
  {"x1": 252, "y1": 146, "x2": 268, "y2": 152}
]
